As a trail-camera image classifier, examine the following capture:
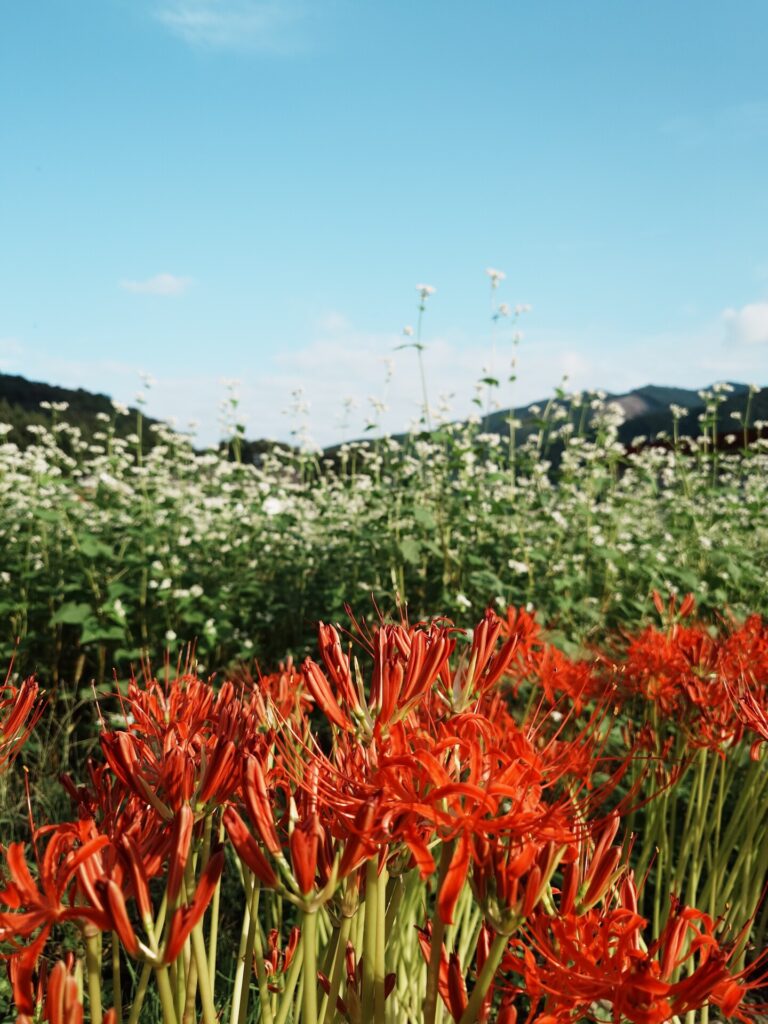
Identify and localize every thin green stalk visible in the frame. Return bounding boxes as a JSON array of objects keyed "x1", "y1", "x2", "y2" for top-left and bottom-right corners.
[
  {"x1": 375, "y1": 863, "x2": 388, "y2": 1024},
  {"x1": 229, "y1": 872, "x2": 255, "y2": 1024},
  {"x1": 301, "y1": 908, "x2": 319, "y2": 1024},
  {"x1": 319, "y1": 913, "x2": 353, "y2": 1024},
  {"x1": 274, "y1": 941, "x2": 304, "y2": 1024},
  {"x1": 85, "y1": 929, "x2": 103, "y2": 1024},
  {"x1": 249, "y1": 886, "x2": 275, "y2": 1024},
  {"x1": 126, "y1": 962, "x2": 153, "y2": 1024},
  {"x1": 362, "y1": 859, "x2": 378, "y2": 1021},
  {"x1": 207, "y1": 818, "x2": 225, "y2": 996},
  {"x1": 112, "y1": 931, "x2": 123, "y2": 1024},
  {"x1": 237, "y1": 878, "x2": 261, "y2": 1024},
  {"x1": 190, "y1": 919, "x2": 218, "y2": 1024},
  {"x1": 423, "y1": 842, "x2": 453, "y2": 1024},
  {"x1": 415, "y1": 304, "x2": 432, "y2": 431},
  {"x1": 155, "y1": 964, "x2": 180, "y2": 1024},
  {"x1": 458, "y1": 930, "x2": 509, "y2": 1024}
]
